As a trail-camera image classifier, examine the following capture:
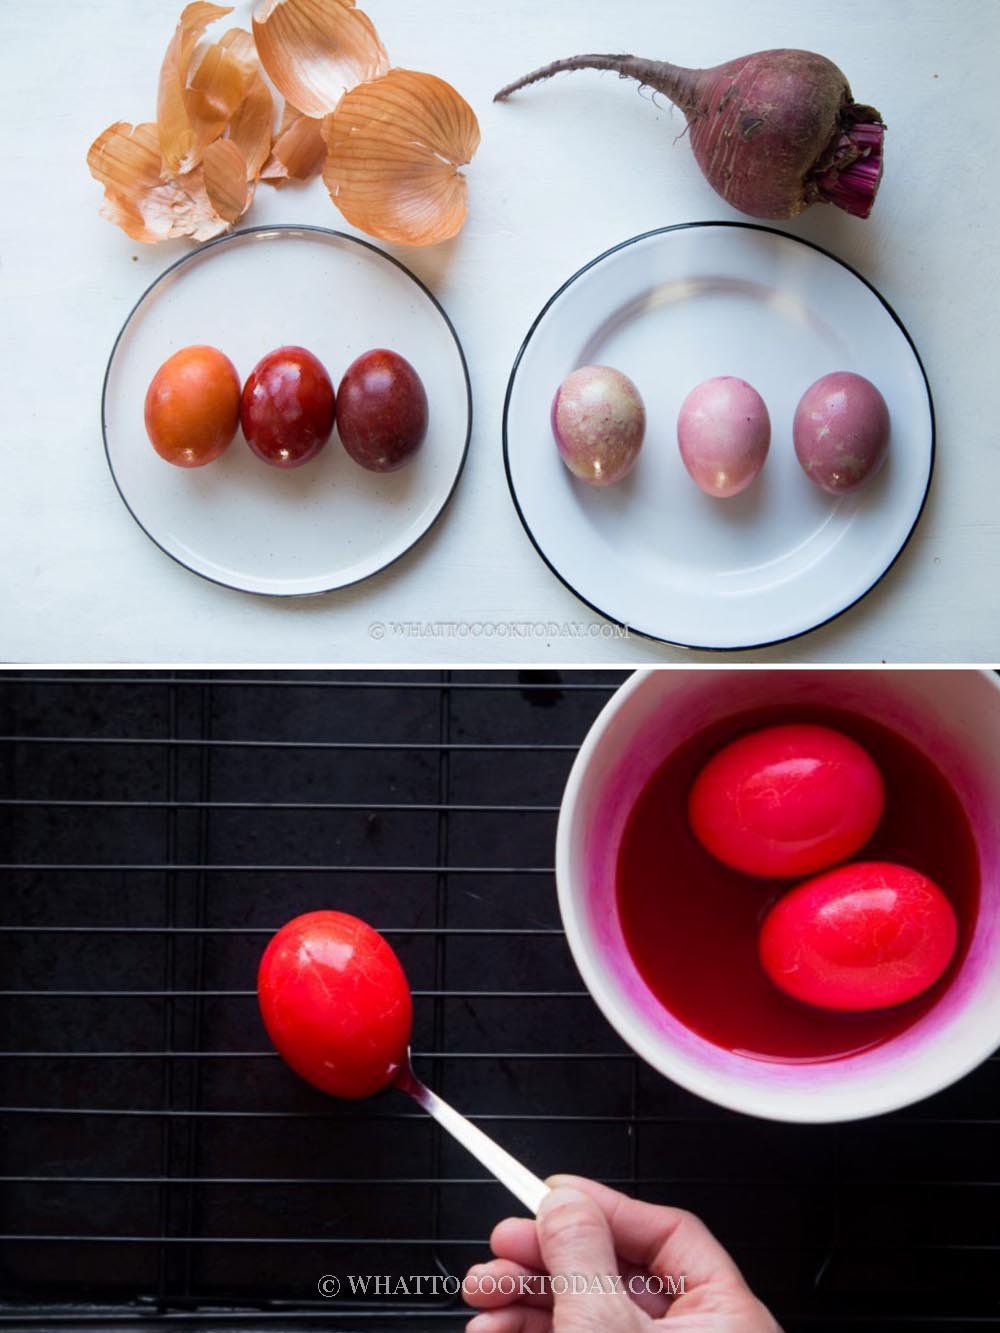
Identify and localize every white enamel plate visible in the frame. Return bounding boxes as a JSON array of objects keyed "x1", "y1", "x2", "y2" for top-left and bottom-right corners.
[
  {"x1": 504, "y1": 223, "x2": 934, "y2": 649},
  {"x1": 103, "y1": 226, "x2": 471, "y2": 596}
]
